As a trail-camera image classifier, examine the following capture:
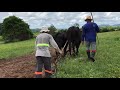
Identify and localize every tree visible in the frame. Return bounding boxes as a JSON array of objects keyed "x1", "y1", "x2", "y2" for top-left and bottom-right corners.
[
  {"x1": 73, "y1": 23, "x2": 80, "y2": 28},
  {"x1": 2, "y1": 16, "x2": 33, "y2": 43},
  {"x1": 0, "y1": 23, "x2": 3, "y2": 35},
  {"x1": 48, "y1": 24, "x2": 57, "y2": 36}
]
